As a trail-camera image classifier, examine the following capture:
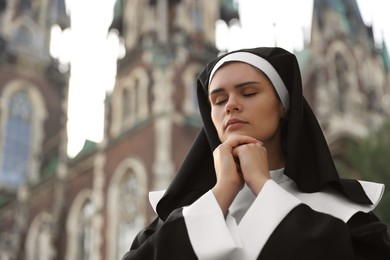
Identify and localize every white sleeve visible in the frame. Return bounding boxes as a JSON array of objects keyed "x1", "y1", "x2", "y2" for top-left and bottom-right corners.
[{"x1": 182, "y1": 190, "x2": 242, "y2": 260}]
